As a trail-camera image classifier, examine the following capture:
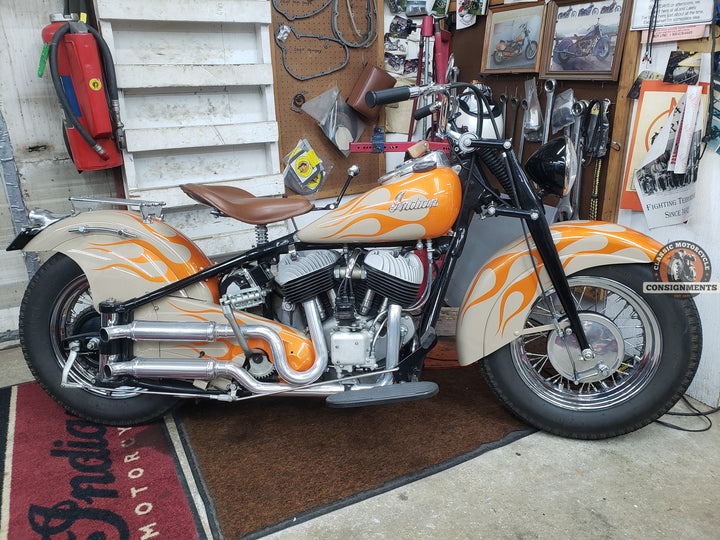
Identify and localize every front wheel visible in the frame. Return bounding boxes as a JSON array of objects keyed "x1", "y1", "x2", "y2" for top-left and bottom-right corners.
[
  {"x1": 480, "y1": 264, "x2": 702, "y2": 439},
  {"x1": 20, "y1": 253, "x2": 180, "y2": 425},
  {"x1": 596, "y1": 38, "x2": 611, "y2": 59},
  {"x1": 525, "y1": 41, "x2": 538, "y2": 60}
]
